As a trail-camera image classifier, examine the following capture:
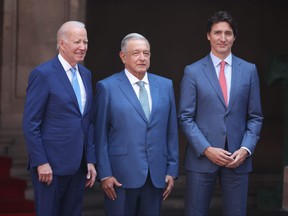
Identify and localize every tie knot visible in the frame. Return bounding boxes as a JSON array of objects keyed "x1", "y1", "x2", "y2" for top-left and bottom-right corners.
[
  {"x1": 71, "y1": 67, "x2": 77, "y2": 76},
  {"x1": 136, "y1": 80, "x2": 145, "y2": 88},
  {"x1": 220, "y1": 61, "x2": 226, "y2": 68}
]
